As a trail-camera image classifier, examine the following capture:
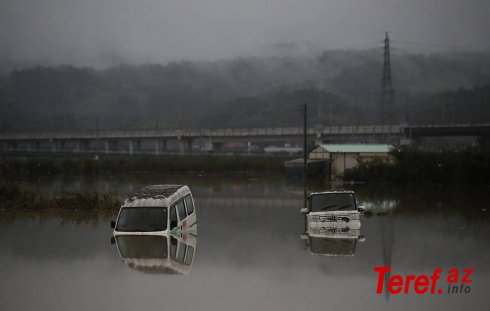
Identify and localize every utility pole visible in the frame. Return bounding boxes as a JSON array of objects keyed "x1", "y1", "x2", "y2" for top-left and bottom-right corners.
[
  {"x1": 379, "y1": 32, "x2": 396, "y2": 124},
  {"x1": 303, "y1": 103, "x2": 307, "y2": 177},
  {"x1": 303, "y1": 103, "x2": 308, "y2": 210}
]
